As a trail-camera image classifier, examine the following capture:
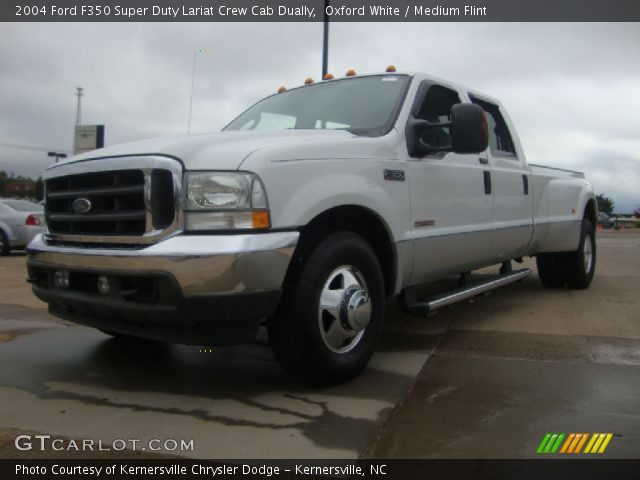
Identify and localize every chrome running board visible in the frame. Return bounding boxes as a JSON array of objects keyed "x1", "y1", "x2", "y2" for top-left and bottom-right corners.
[{"x1": 401, "y1": 268, "x2": 531, "y2": 316}]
